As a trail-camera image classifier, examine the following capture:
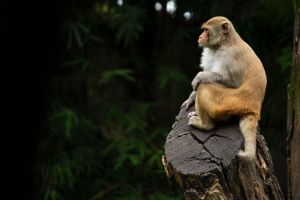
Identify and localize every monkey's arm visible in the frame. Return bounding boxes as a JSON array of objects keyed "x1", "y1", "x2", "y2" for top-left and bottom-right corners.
[
  {"x1": 182, "y1": 71, "x2": 232, "y2": 110},
  {"x1": 191, "y1": 71, "x2": 233, "y2": 90},
  {"x1": 183, "y1": 70, "x2": 234, "y2": 110},
  {"x1": 182, "y1": 72, "x2": 225, "y2": 110}
]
